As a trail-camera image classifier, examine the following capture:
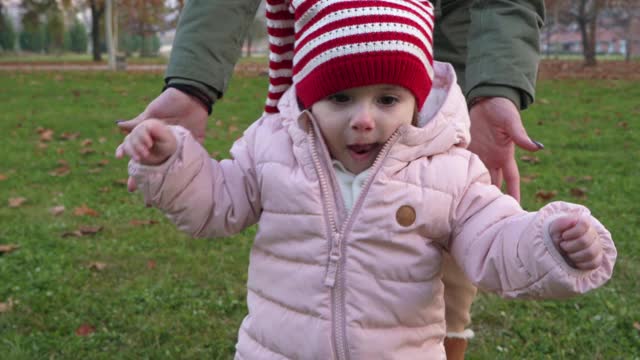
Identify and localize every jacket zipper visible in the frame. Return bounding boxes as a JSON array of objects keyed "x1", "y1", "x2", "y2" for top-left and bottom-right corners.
[{"x1": 308, "y1": 126, "x2": 402, "y2": 360}]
